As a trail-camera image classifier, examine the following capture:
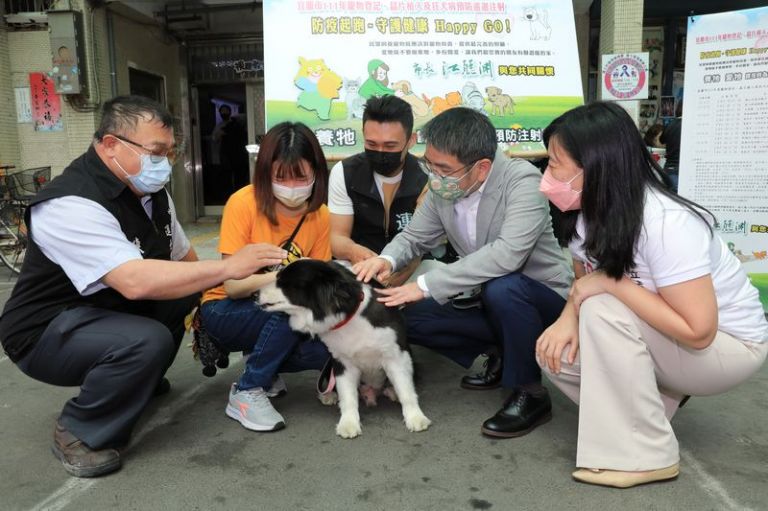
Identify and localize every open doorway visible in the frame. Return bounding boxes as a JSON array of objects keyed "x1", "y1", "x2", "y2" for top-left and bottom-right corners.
[{"x1": 195, "y1": 83, "x2": 249, "y2": 210}]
